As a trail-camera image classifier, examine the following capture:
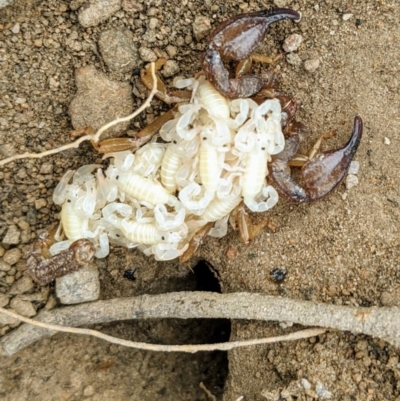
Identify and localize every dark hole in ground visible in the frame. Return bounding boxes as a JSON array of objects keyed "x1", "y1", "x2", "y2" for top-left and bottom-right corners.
[{"x1": 99, "y1": 259, "x2": 230, "y2": 399}]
